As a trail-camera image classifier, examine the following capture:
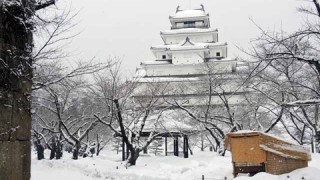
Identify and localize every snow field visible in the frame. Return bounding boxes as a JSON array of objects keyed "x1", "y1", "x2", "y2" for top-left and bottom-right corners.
[{"x1": 31, "y1": 150, "x2": 320, "y2": 180}]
